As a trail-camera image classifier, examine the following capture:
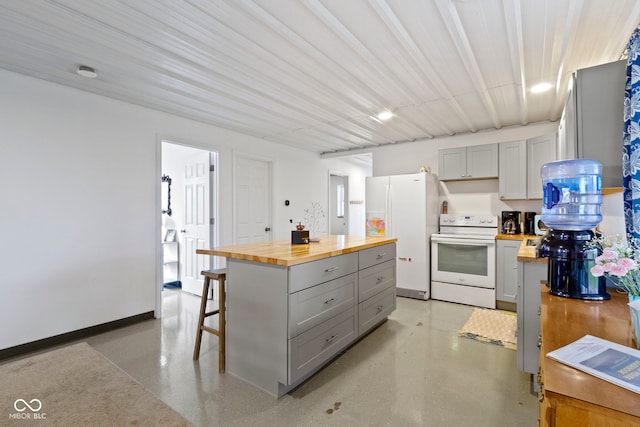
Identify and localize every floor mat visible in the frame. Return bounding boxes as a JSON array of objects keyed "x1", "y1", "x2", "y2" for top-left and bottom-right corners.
[
  {"x1": 459, "y1": 308, "x2": 517, "y2": 350},
  {"x1": 0, "y1": 342, "x2": 192, "y2": 426}
]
